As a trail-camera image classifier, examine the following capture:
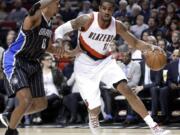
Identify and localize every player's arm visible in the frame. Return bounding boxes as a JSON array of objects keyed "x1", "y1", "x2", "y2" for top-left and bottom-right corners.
[
  {"x1": 53, "y1": 14, "x2": 92, "y2": 58},
  {"x1": 23, "y1": 0, "x2": 58, "y2": 30},
  {"x1": 116, "y1": 20, "x2": 156, "y2": 51},
  {"x1": 47, "y1": 38, "x2": 76, "y2": 58},
  {"x1": 54, "y1": 14, "x2": 91, "y2": 44}
]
